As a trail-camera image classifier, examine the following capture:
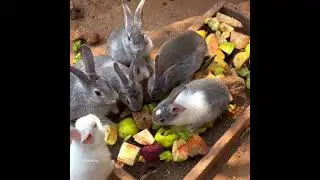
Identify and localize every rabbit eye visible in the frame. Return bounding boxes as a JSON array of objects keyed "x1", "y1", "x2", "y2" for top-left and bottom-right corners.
[
  {"x1": 160, "y1": 119, "x2": 164, "y2": 123},
  {"x1": 127, "y1": 36, "x2": 131, "y2": 41},
  {"x1": 95, "y1": 90, "x2": 102, "y2": 96},
  {"x1": 126, "y1": 98, "x2": 130, "y2": 104}
]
